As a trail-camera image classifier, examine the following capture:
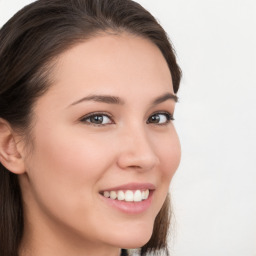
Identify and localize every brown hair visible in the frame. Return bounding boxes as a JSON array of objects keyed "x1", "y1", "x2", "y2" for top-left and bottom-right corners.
[{"x1": 0, "y1": 0, "x2": 181, "y2": 255}]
